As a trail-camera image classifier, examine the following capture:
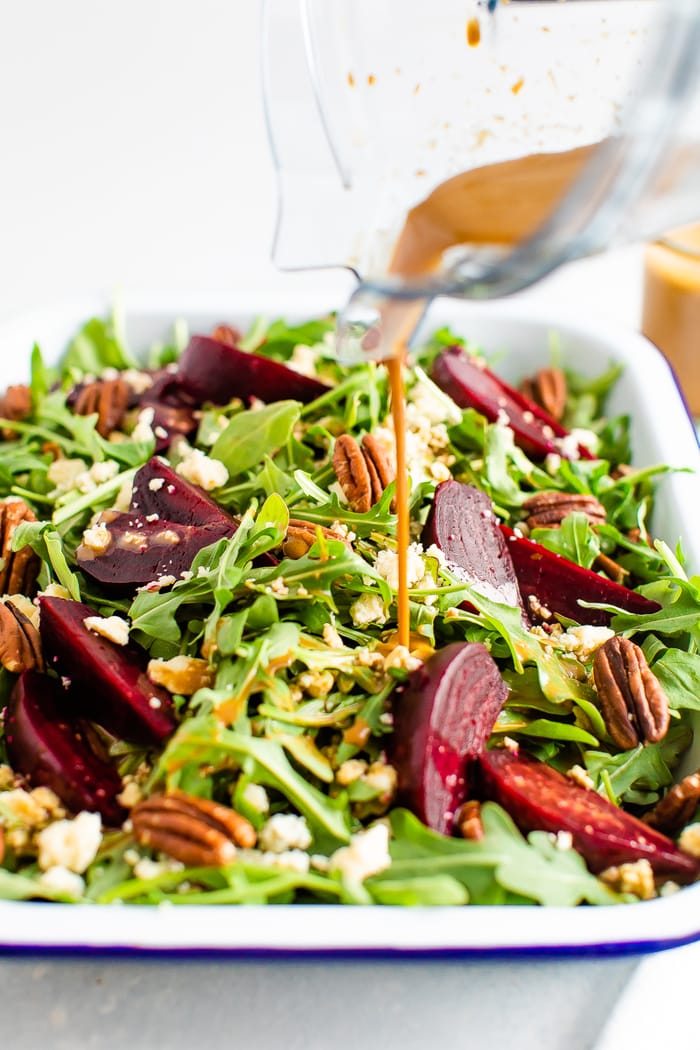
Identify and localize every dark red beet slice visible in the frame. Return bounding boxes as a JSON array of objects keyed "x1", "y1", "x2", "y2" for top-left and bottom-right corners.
[
  {"x1": 76, "y1": 510, "x2": 233, "y2": 589},
  {"x1": 500, "y1": 525, "x2": 660, "y2": 626},
  {"x1": 140, "y1": 400, "x2": 198, "y2": 452},
  {"x1": 390, "y1": 642, "x2": 509, "y2": 835},
  {"x1": 422, "y1": 480, "x2": 525, "y2": 615},
  {"x1": 4, "y1": 671, "x2": 126, "y2": 825},
  {"x1": 431, "y1": 345, "x2": 593, "y2": 460},
  {"x1": 176, "y1": 334, "x2": 329, "y2": 407},
  {"x1": 477, "y1": 748, "x2": 699, "y2": 882},
  {"x1": 39, "y1": 597, "x2": 175, "y2": 745},
  {"x1": 130, "y1": 457, "x2": 239, "y2": 530}
]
